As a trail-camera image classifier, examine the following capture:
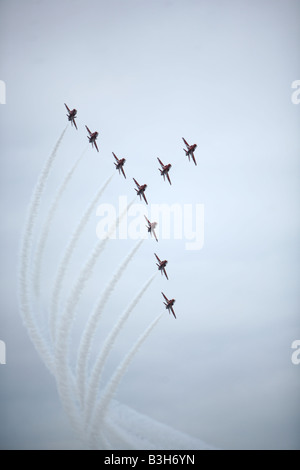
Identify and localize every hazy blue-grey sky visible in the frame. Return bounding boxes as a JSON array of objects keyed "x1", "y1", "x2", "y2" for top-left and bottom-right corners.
[{"x1": 0, "y1": 0, "x2": 299, "y2": 449}]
